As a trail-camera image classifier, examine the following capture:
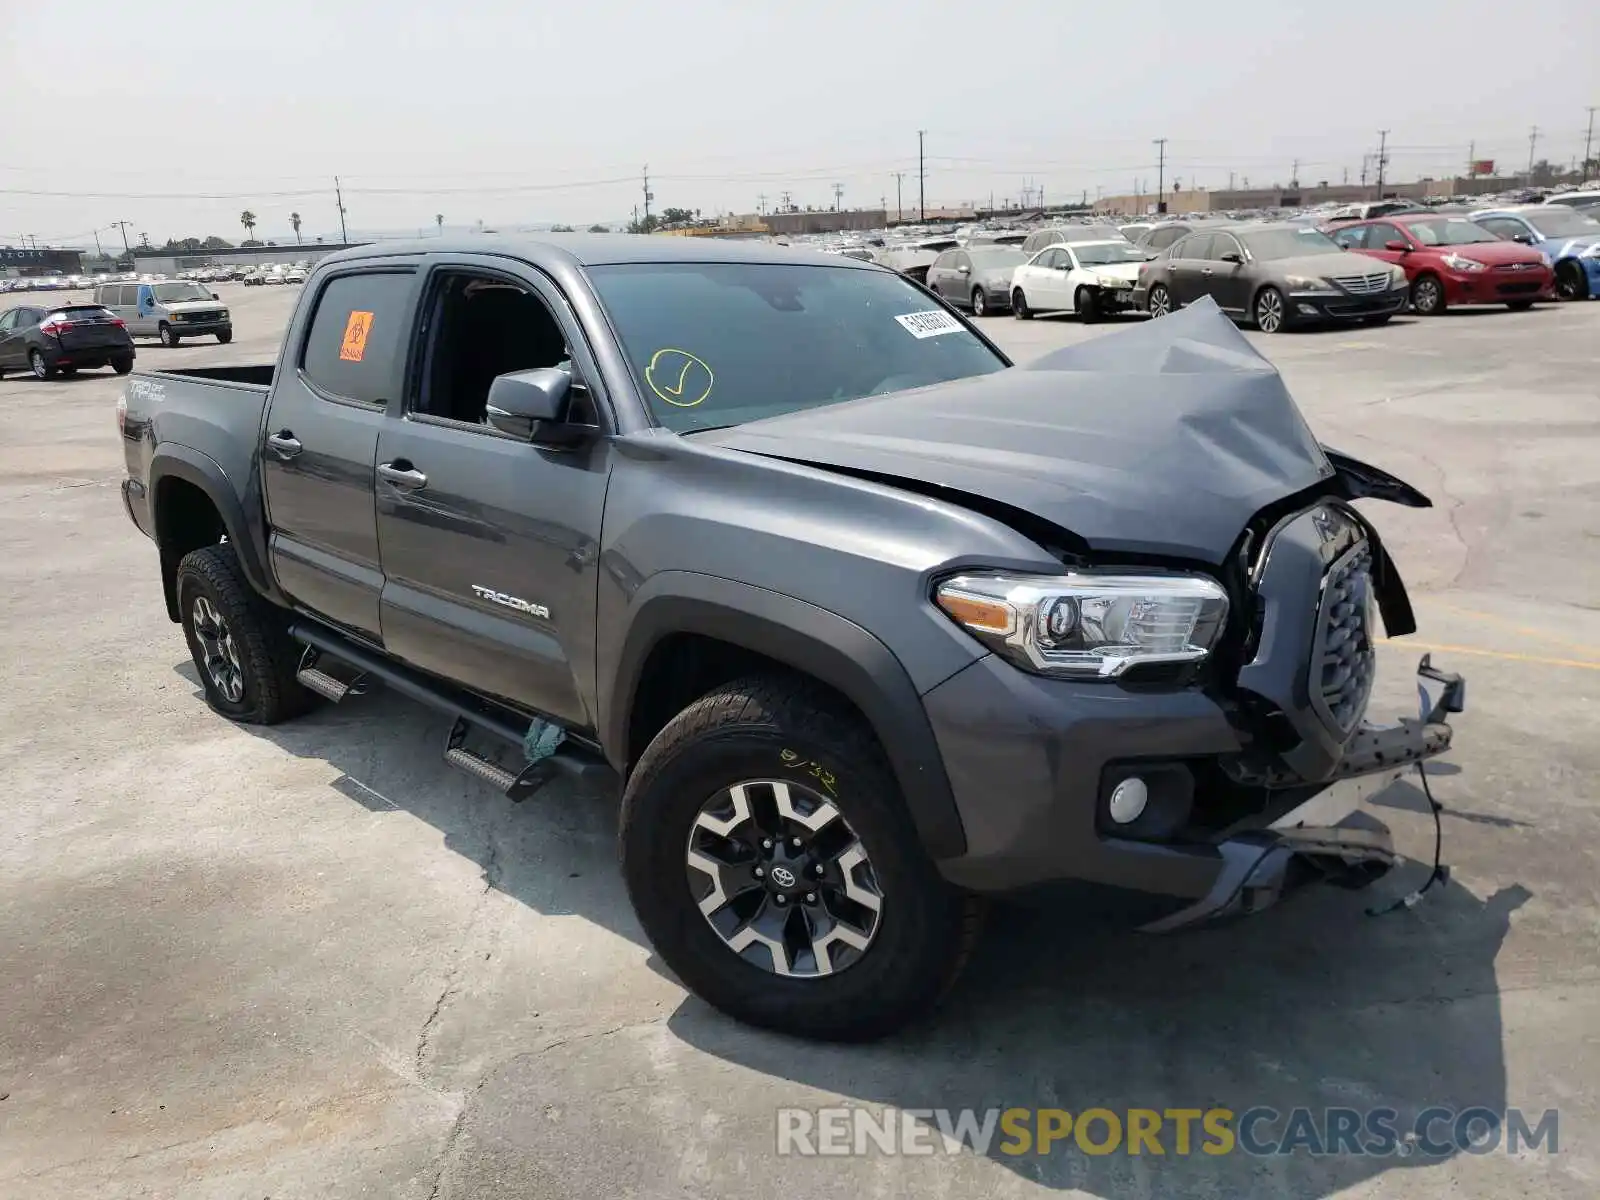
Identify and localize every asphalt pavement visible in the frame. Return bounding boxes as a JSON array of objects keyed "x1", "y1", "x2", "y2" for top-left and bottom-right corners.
[{"x1": 2, "y1": 281, "x2": 1597, "y2": 1198}]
